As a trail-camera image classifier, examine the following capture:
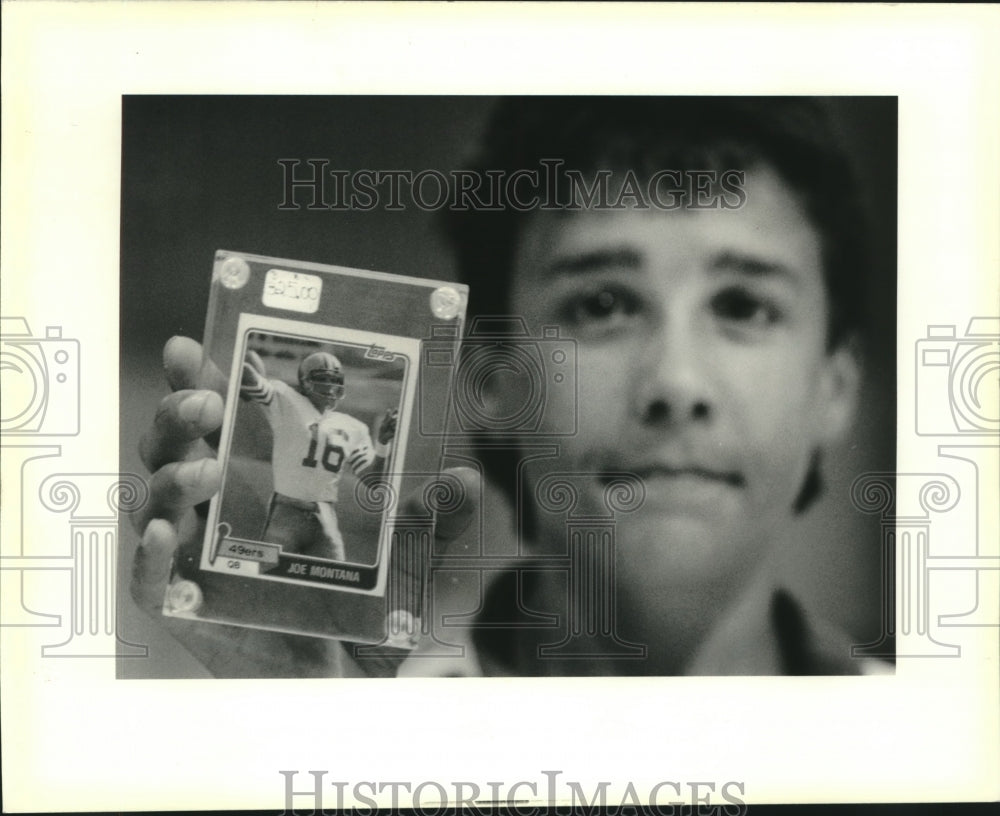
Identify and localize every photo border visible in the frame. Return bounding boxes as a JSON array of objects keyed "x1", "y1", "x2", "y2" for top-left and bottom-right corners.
[{"x1": 1, "y1": 2, "x2": 997, "y2": 811}]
